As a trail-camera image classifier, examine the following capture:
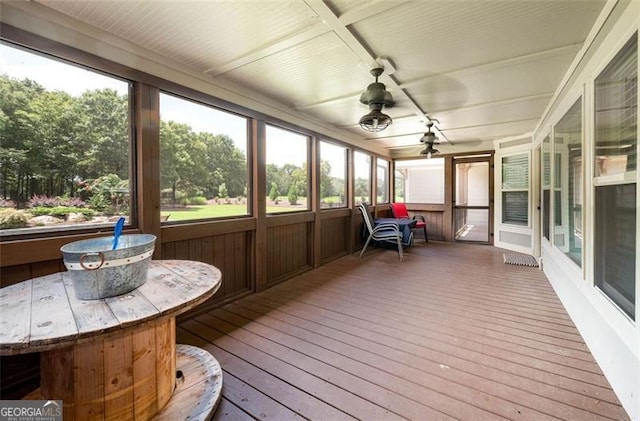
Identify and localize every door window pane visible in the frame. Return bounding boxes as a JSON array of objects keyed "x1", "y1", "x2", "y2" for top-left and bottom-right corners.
[
  {"x1": 0, "y1": 42, "x2": 132, "y2": 235},
  {"x1": 354, "y1": 151, "x2": 371, "y2": 205},
  {"x1": 159, "y1": 93, "x2": 249, "y2": 222},
  {"x1": 319, "y1": 141, "x2": 347, "y2": 209},
  {"x1": 456, "y1": 162, "x2": 489, "y2": 206},
  {"x1": 266, "y1": 125, "x2": 309, "y2": 213},
  {"x1": 377, "y1": 159, "x2": 390, "y2": 204},
  {"x1": 455, "y1": 209, "x2": 489, "y2": 242},
  {"x1": 502, "y1": 153, "x2": 529, "y2": 225},
  {"x1": 554, "y1": 99, "x2": 582, "y2": 265},
  {"x1": 394, "y1": 159, "x2": 445, "y2": 204}
]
